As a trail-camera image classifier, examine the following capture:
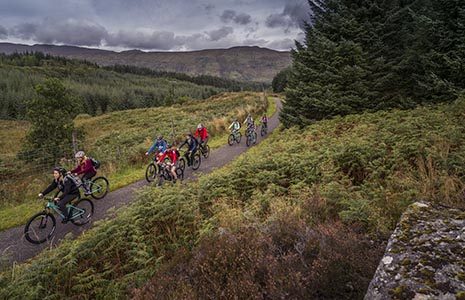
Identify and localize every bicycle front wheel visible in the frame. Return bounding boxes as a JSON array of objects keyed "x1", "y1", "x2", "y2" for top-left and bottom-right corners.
[
  {"x1": 261, "y1": 126, "x2": 267, "y2": 136},
  {"x1": 203, "y1": 145, "x2": 210, "y2": 159},
  {"x1": 70, "y1": 198, "x2": 94, "y2": 226},
  {"x1": 90, "y1": 177, "x2": 109, "y2": 199},
  {"x1": 236, "y1": 132, "x2": 242, "y2": 143},
  {"x1": 246, "y1": 135, "x2": 251, "y2": 147},
  {"x1": 192, "y1": 153, "x2": 201, "y2": 170},
  {"x1": 146, "y1": 163, "x2": 158, "y2": 183},
  {"x1": 24, "y1": 212, "x2": 56, "y2": 244},
  {"x1": 253, "y1": 132, "x2": 258, "y2": 144},
  {"x1": 228, "y1": 134, "x2": 235, "y2": 146}
]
